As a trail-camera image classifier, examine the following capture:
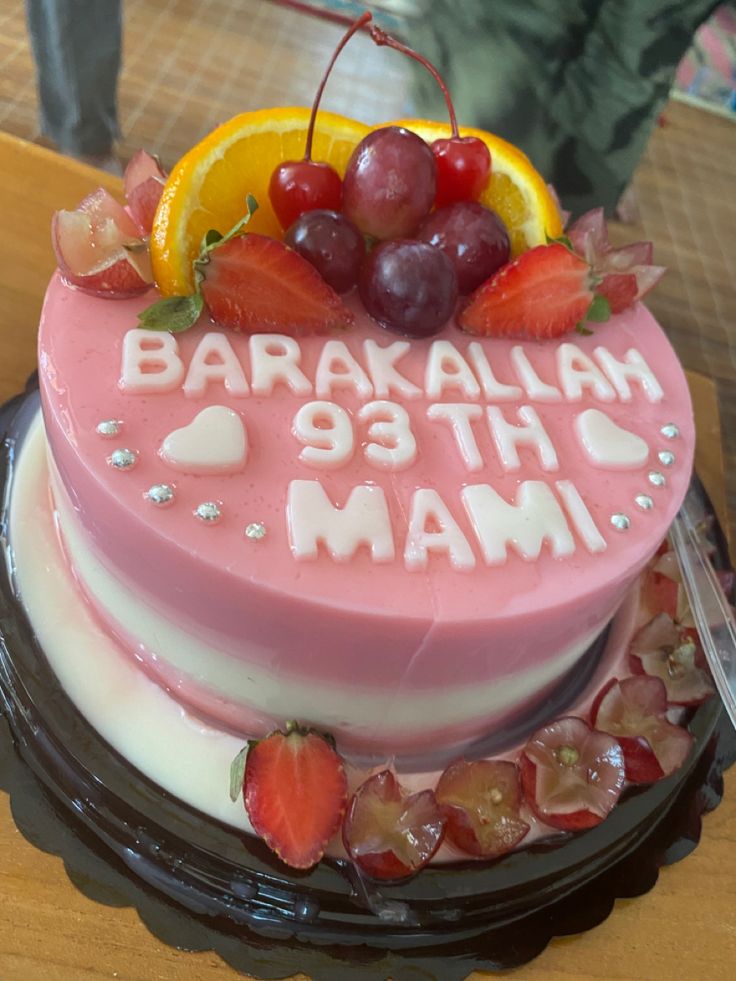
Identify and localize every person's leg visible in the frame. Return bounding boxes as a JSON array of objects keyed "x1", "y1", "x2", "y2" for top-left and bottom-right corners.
[{"x1": 25, "y1": 0, "x2": 122, "y2": 159}]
